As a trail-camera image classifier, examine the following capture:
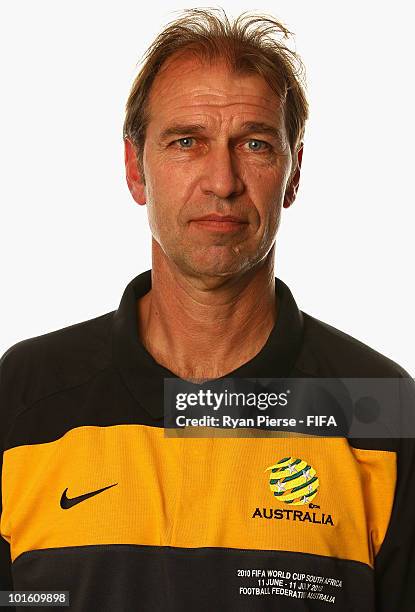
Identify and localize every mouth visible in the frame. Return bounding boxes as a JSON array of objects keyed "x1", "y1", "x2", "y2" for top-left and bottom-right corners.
[{"x1": 190, "y1": 214, "x2": 248, "y2": 233}]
